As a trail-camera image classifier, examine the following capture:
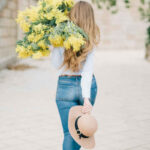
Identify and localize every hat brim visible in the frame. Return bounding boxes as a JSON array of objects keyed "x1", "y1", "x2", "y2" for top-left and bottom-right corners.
[{"x1": 68, "y1": 106, "x2": 95, "y2": 149}]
